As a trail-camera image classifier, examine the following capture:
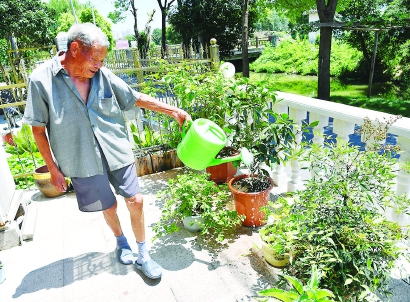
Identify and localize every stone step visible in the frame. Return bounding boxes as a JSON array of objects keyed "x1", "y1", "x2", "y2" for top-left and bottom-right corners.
[{"x1": 0, "y1": 189, "x2": 36, "y2": 250}]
